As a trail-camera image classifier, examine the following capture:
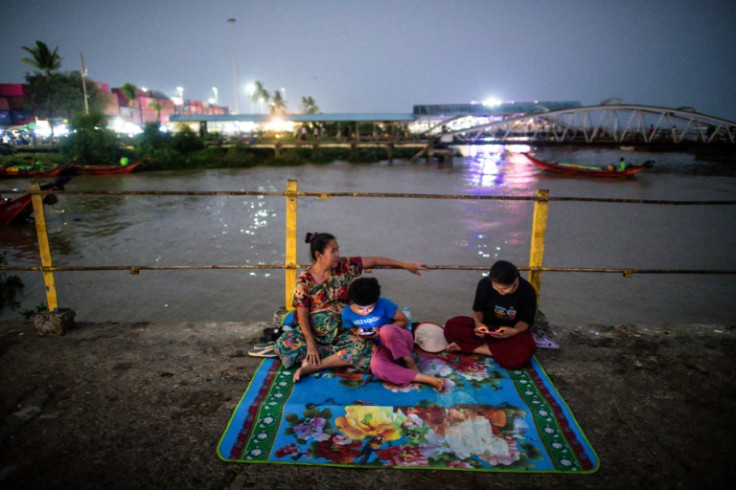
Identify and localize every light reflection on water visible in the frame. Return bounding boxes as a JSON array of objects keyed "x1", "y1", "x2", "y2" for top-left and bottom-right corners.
[{"x1": 1, "y1": 147, "x2": 735, "y2": 327}]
